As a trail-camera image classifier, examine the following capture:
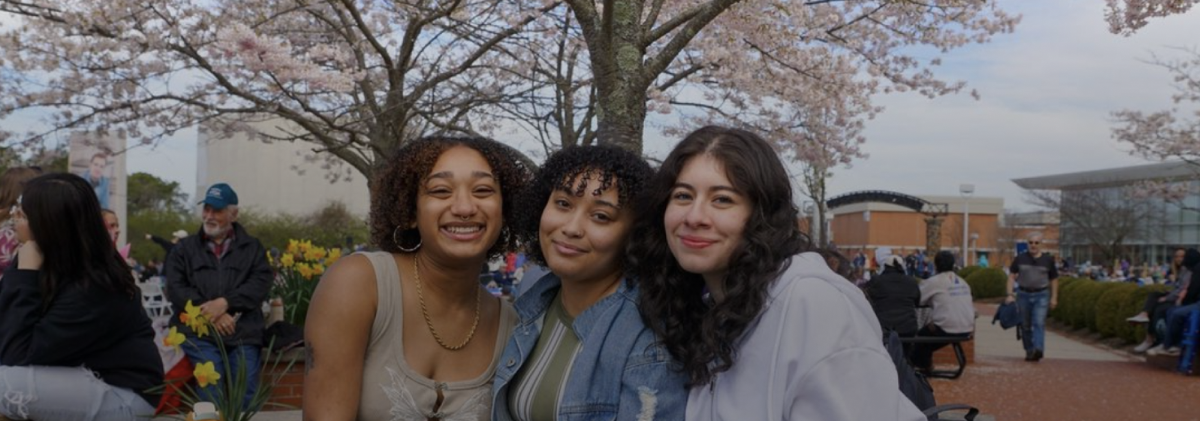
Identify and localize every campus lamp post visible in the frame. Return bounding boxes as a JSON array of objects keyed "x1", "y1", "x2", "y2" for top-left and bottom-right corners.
[{"x1": 960, "y1": 183, "x2": 975, "y2": 267}]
